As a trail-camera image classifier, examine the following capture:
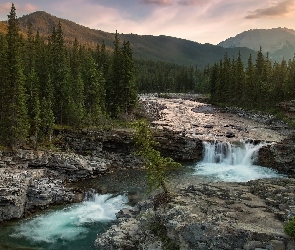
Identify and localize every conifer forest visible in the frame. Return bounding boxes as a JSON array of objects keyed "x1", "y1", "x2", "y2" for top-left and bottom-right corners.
[
  {"x1": 1, "y1": 4, "x2": 295, "y2": 149},
  {"x1": 0, "y1": 5, "x2": 137, "y2": 148}
]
